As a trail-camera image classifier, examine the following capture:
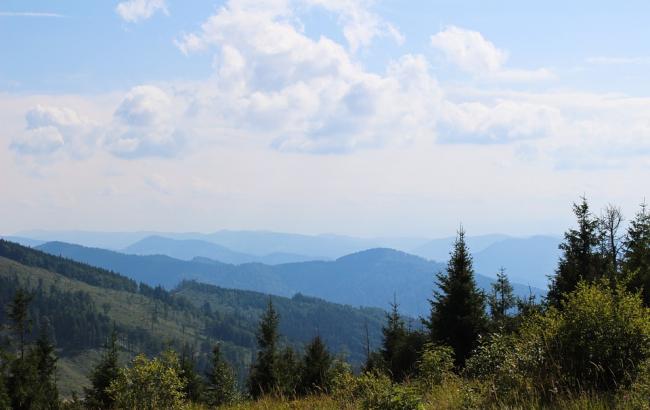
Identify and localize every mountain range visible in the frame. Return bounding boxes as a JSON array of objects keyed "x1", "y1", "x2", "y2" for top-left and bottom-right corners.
[
  {"x1": 35, "y1": 241, "x2": 543, "y2": 318},
  {"x1": 10, "y1": 229, "x2": 561, "y2": 287}
]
